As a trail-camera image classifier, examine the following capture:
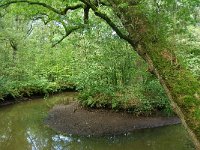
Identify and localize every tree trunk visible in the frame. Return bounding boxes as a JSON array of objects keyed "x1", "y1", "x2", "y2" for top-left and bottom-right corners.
[
  {"x1": 9, "y1": 39, "x2": 18, "y2": 61},
  {"x1": 108, "y1": 0, "x2": 200, "y2": 148}
]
